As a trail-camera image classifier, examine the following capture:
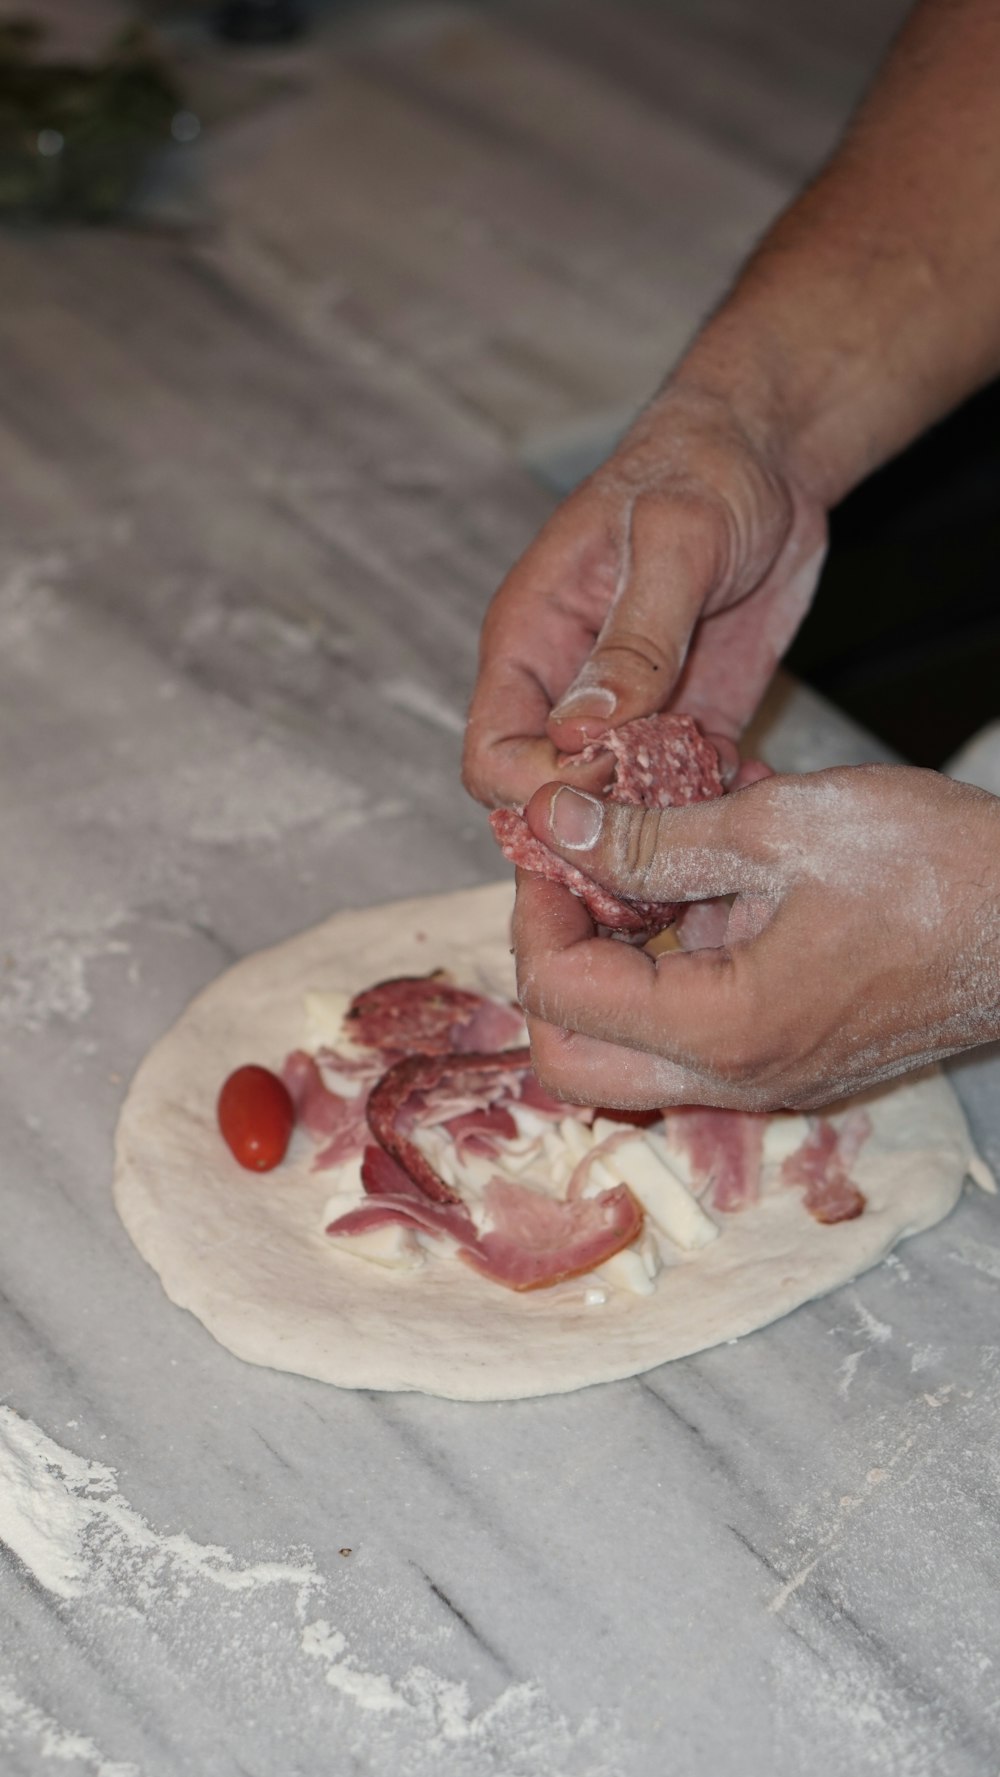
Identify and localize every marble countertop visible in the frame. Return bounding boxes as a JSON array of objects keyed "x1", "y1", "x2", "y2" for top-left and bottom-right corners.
[{"x1": 2, "y1": 223, "x2": 1000, "y2": 1777}]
